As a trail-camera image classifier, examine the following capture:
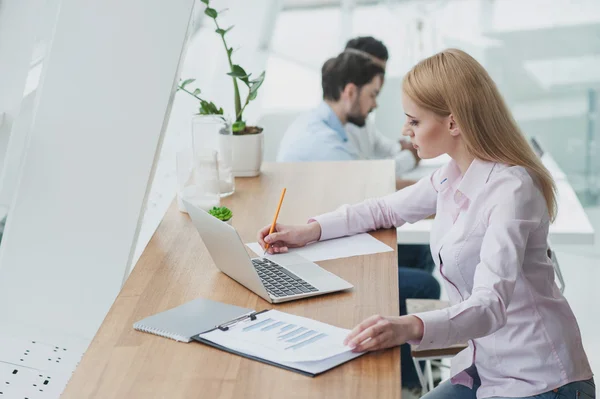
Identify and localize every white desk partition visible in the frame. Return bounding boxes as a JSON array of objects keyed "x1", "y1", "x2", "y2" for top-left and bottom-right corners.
[
  {"x1": 398, "y1": 154, "x2": 594, "y2": 245},
  {"x1": 0, "y1": 0, "x2": 42, "y2": 184},
  {"x1": 0, "y1": 0, "x2": 195, "y2": 340}
]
